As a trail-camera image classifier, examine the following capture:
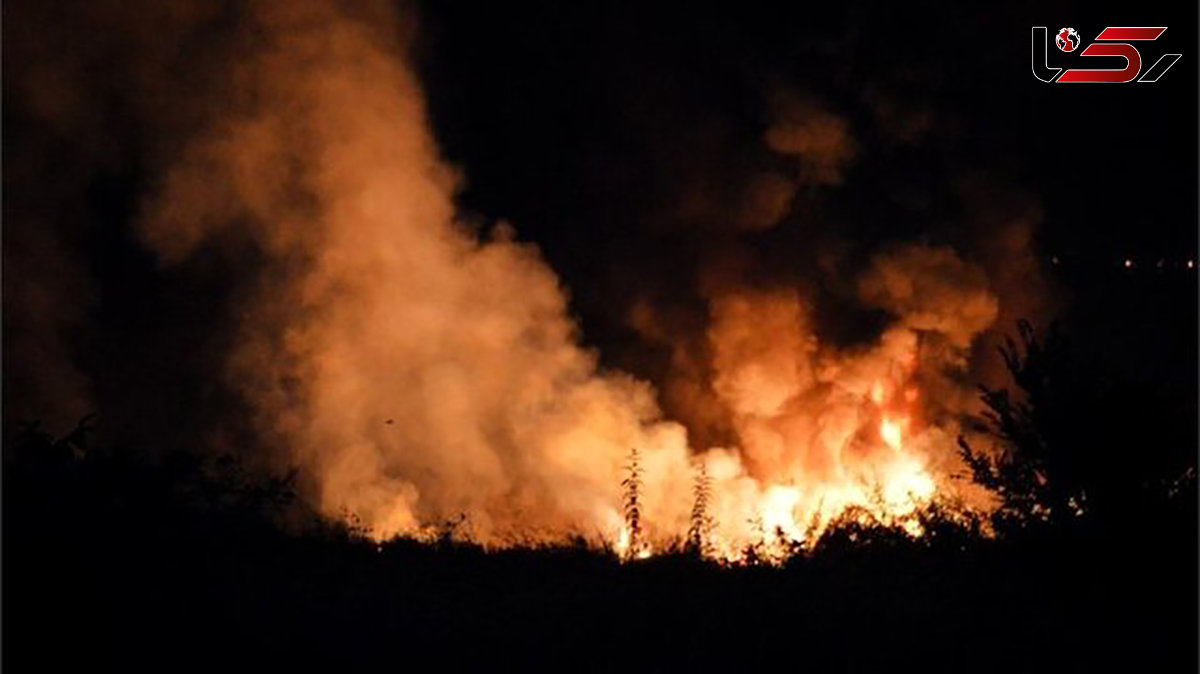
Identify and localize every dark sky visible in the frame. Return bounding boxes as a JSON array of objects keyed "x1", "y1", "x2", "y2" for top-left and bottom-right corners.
[
  {"x1": 3, "y1": 0, "x2": 1196, "y2": 449},
  {"x1": 425, "y1": 4, "x2": 1193, "y2": 209},
  {"x1": 417, "y1": 2, "x2": 1196, "y2": 264},
  {"x1": 414, "y1": 0, "x2": 1196, "y2": 384}
]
